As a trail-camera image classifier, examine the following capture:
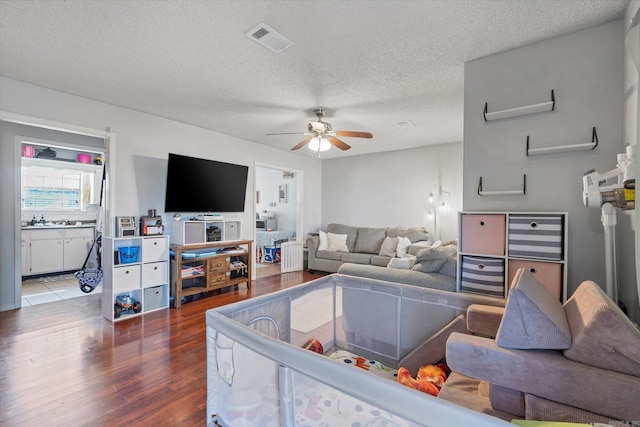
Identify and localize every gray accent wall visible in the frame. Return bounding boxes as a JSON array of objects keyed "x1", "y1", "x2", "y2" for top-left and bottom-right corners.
[
  {"x1": 463, "y1": 19, "x2": 637, "y2": 319},
  {"x1": 321, "y1": 142, "x2": 463, "y2": 242}
]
